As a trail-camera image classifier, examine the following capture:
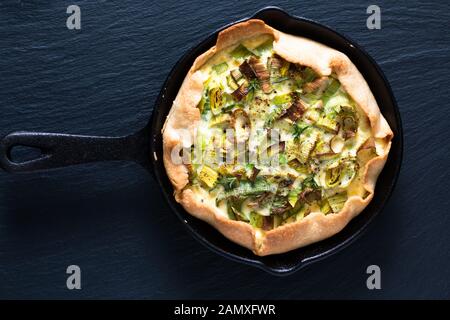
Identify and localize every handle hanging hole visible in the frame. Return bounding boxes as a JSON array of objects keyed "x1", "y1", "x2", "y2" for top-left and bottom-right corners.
[{"x1": 9, "y1": 145, "x2": 44, "y2": 163}]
